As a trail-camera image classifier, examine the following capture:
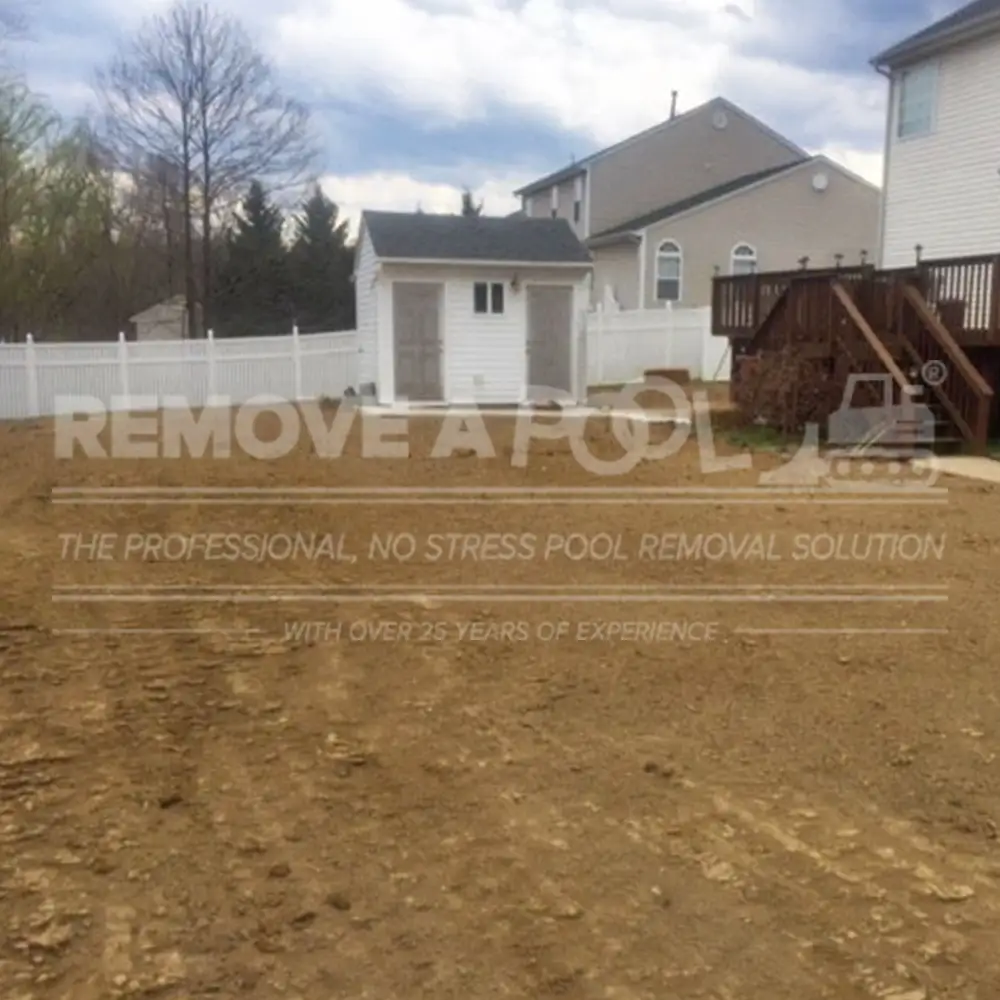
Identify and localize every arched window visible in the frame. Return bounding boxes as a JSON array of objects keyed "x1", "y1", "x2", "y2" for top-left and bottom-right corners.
[
  {"x1": 655, "y1": 240, "x2": 682, "y2": 302},
  {"x1": 730, "y1": 243, "x2": 757, "y2": 276}
]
